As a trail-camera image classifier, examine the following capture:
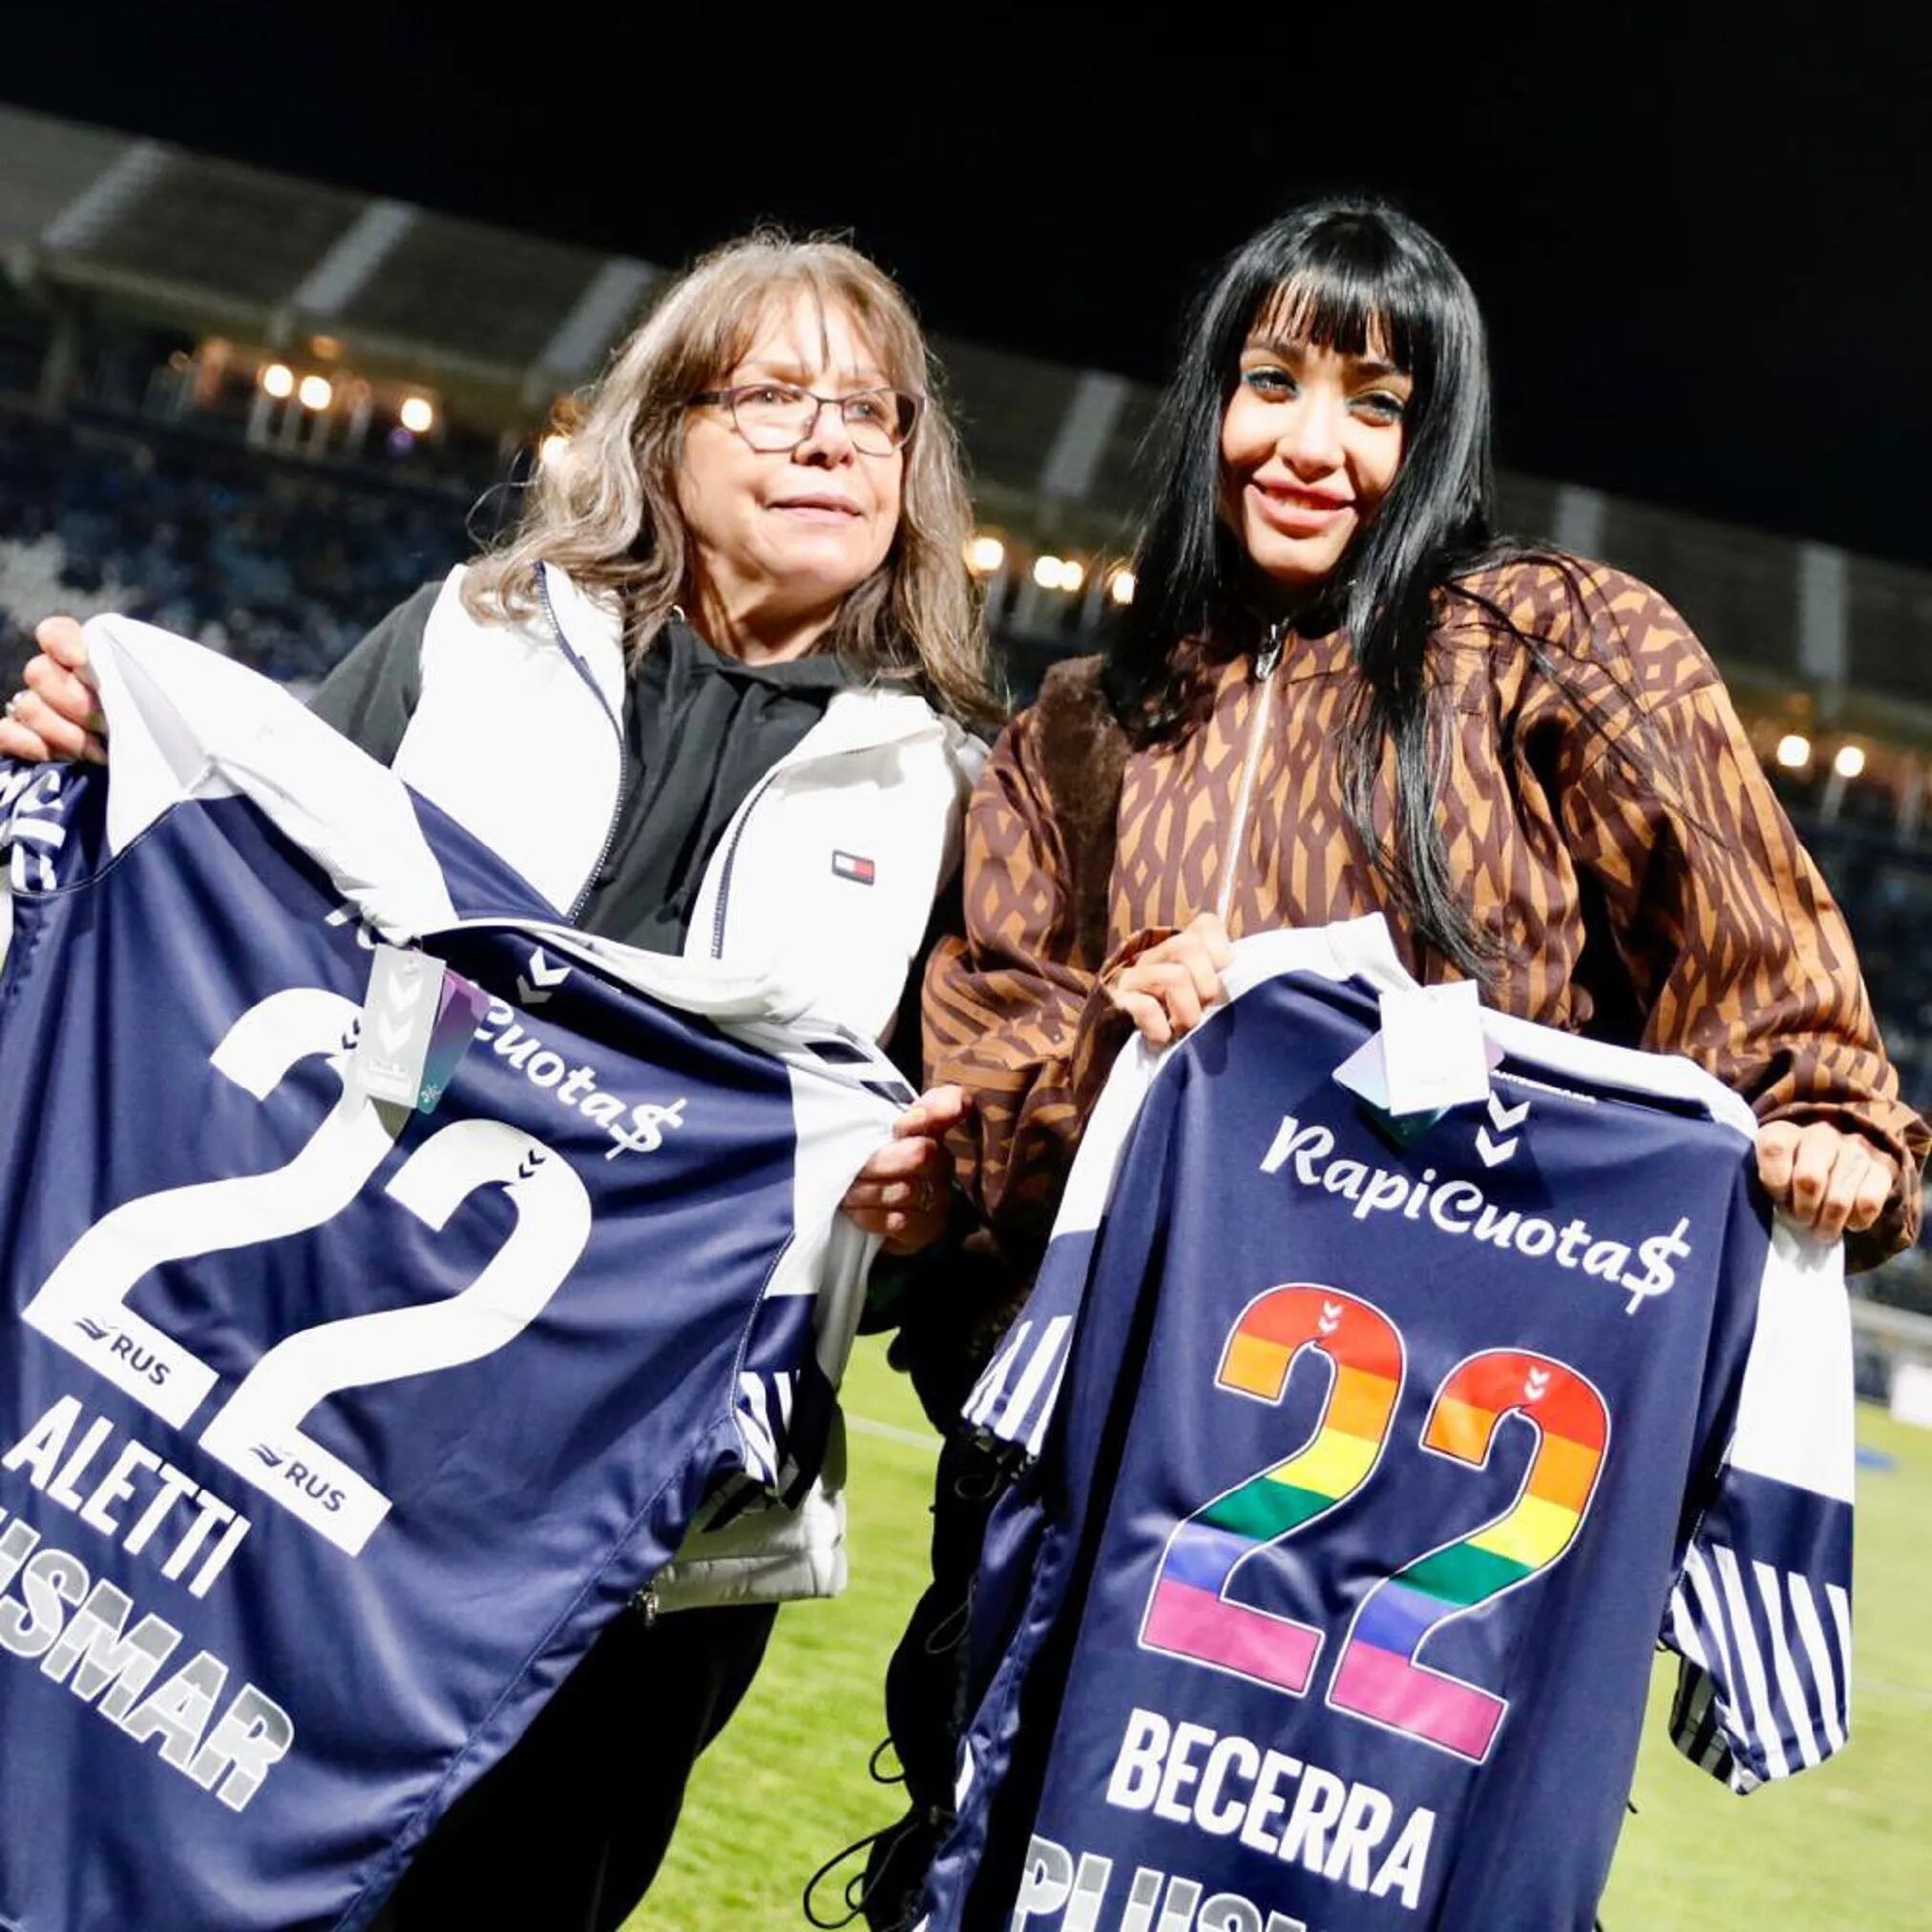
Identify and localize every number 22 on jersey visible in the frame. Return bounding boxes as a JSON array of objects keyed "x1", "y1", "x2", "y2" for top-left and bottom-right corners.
[
  {"x1": 1140, "y1": 1285, "x2": 1609, "y2": 1763},
  {"x1": 20, "y1": 987, "x2": 592, "y2": 1557}
]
